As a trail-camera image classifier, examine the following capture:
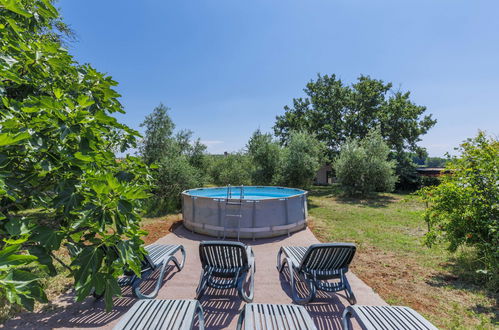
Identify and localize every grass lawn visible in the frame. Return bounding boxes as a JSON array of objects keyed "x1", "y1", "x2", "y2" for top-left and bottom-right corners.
[{"x1": 307, "y1": 185, "x2": 497, "y2": 329}]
